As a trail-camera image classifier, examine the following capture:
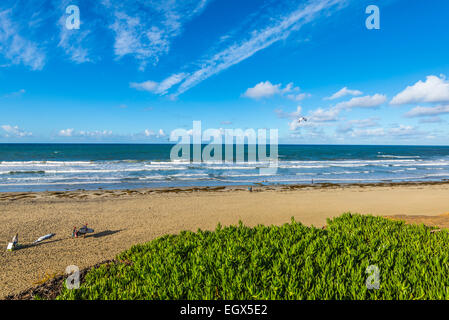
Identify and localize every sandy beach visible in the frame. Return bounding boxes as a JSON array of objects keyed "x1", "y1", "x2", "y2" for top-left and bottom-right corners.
[{"x1": 2, "y1": 182, "x2": 449, "y2": 298}]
